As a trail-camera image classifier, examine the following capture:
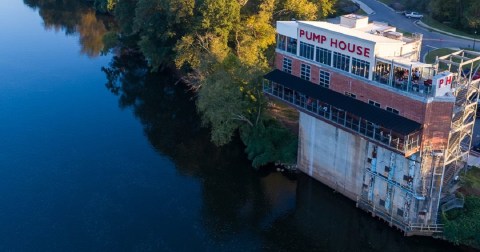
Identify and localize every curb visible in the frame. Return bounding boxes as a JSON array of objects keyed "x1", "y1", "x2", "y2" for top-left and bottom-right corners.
[
  {"x1": 415, "y1": 21, "x2": 476, "y2": 41},
  {"x1": 374, "y1": 0, "x2": 395, "y2": 12},
  {"x1": 351, "y1": 0, "x2": 375, "y2": 15}
]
